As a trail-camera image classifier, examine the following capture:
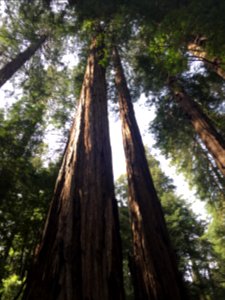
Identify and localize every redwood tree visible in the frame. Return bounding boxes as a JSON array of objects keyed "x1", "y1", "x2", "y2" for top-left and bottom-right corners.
[
  {"x1": 22, "y1": 35, "x2": 124, "y2": 300},
  {"x1": 0, "y1": 35, "x2": 47, "y2": 88},
  {"x1": 113, "y1": 46, "x2": 183, "y2": 300},
  {"x1": 169, "y1": 77, "x2": 225, "y2": 178}
]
